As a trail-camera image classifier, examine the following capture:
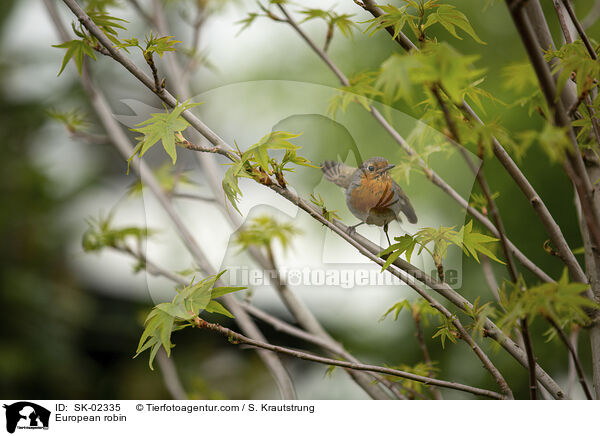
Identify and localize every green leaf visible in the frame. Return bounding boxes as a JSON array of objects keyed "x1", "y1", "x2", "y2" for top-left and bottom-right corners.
[
  {"x1": 364, "y1": 4, "x2": 415, "y2": 39},
  {"x1": 380, "y1": 299, "x2": 412, "y2": 321},
  {"x1": 144, "y1": 33, "x2": 182, "y2": 57},
  {"x1": 236, "y1": 12, "x2": 260, "y2": 35},
  {"x1": 432, "y1": 317, "x2": 458, "y2": 348},
  {"x1": 87, "y1": 10, "x2": 127, "y2": 41},
  {"x1": 134, "y1": 270, "x2": 245, "y2": 369},
  {"x1": 52, "y1": 39, "x2": 97, "y2": 76},
  {"x1": 130, "y1": 101, "x2": 202, "y2": 164},
  {"x1": 423, "y1": 4, "x2": 485, "y2": 44},
  {"x1": 46, "y1": 108, "x2": 90, "y2": 132},
  {"x1": 242, "y1": 131, "x2": 302, "y2": 173},
  {"x1": 497, "y1": 269, "x2": 599, "y2": 334},
  {"x1": 452, "y1": 220, "x2": 504, "y2": 264},
  {"x1": 205, "y1": 300, "x2": 234, "y2": 318},
  {"x1": 235, "y1": 215, "x2": 302, "y2": 252}
]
